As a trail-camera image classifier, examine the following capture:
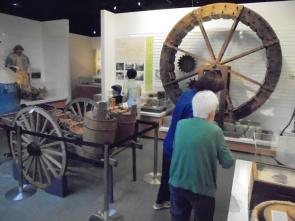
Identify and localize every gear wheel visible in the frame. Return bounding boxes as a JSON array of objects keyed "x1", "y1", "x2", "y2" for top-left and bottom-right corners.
[
  {"x1": 187, "y1": 78, "x2": 197, "y2": 89},
  {"x1": 178, "y1": 55, "x2": 196, "y2": 73}
]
